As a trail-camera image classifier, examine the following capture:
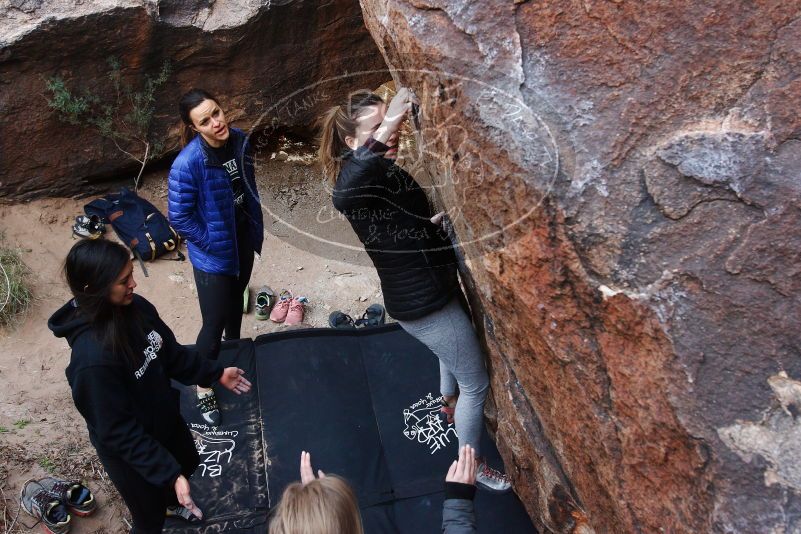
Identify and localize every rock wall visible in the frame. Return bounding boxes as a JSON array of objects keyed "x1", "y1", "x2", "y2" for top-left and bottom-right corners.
[
  {"x1": 0, "y1": 0, "x2": 386, "y2": 199},
  {"x1": 359, "y1": 1, "x2": 801, "y2": 532}
]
